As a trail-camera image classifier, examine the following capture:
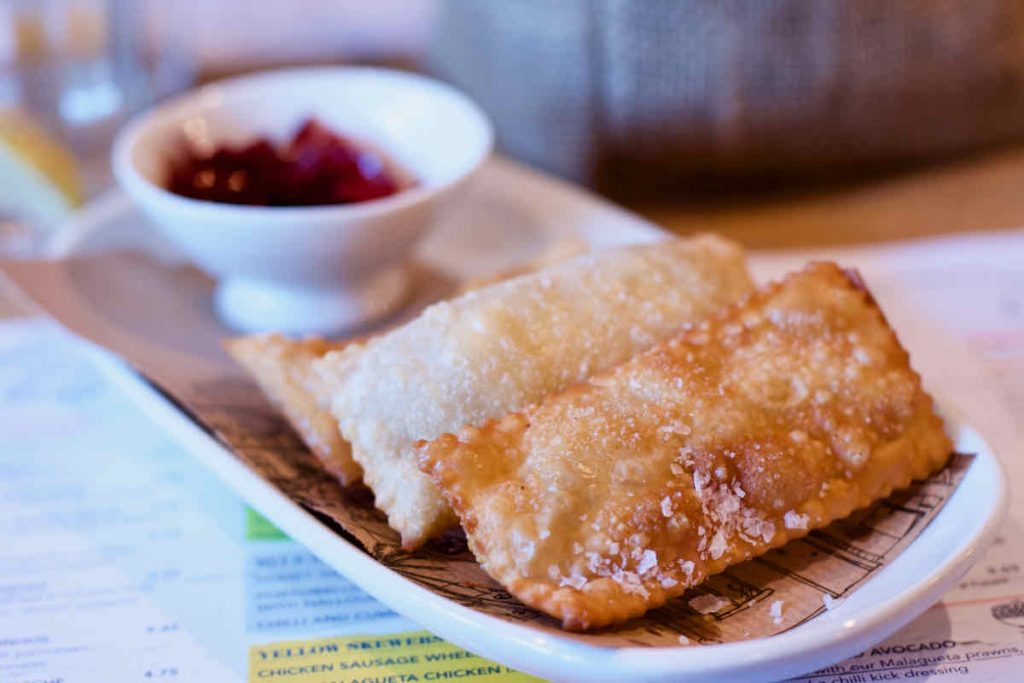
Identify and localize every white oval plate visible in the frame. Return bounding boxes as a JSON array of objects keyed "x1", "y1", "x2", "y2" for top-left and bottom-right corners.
[{"x1": 55, "y1": 157, "x2": 1008, "y2": 683}]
